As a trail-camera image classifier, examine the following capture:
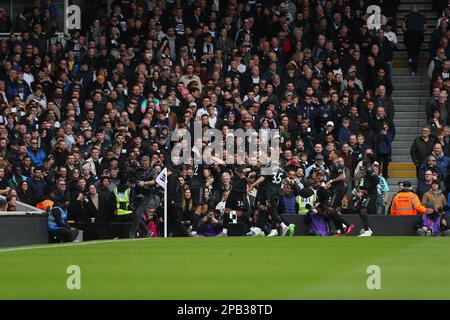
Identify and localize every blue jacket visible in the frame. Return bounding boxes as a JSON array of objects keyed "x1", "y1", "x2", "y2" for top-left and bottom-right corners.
[
  {"x1": 376, "y1": 131, "x2": 394, "y2": 154},
  {"x1": 338, "y1": 127, "x2": 351, "y2": 145},
  {"x1": 420, "y1": 153, "x2": 450, "y2": 179},
  {"x1": 47, "y1": 206, "x2": 69, "y2": 230},
  {"x1": 298, "y1": 103, "x2": 319, "y2": 120},
  {"x1": 27, "y1": 148, "x2": 46, "y2": 167},
  {"x1": 448, "y1": 193, "x2": 450, "y2": 214}
]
